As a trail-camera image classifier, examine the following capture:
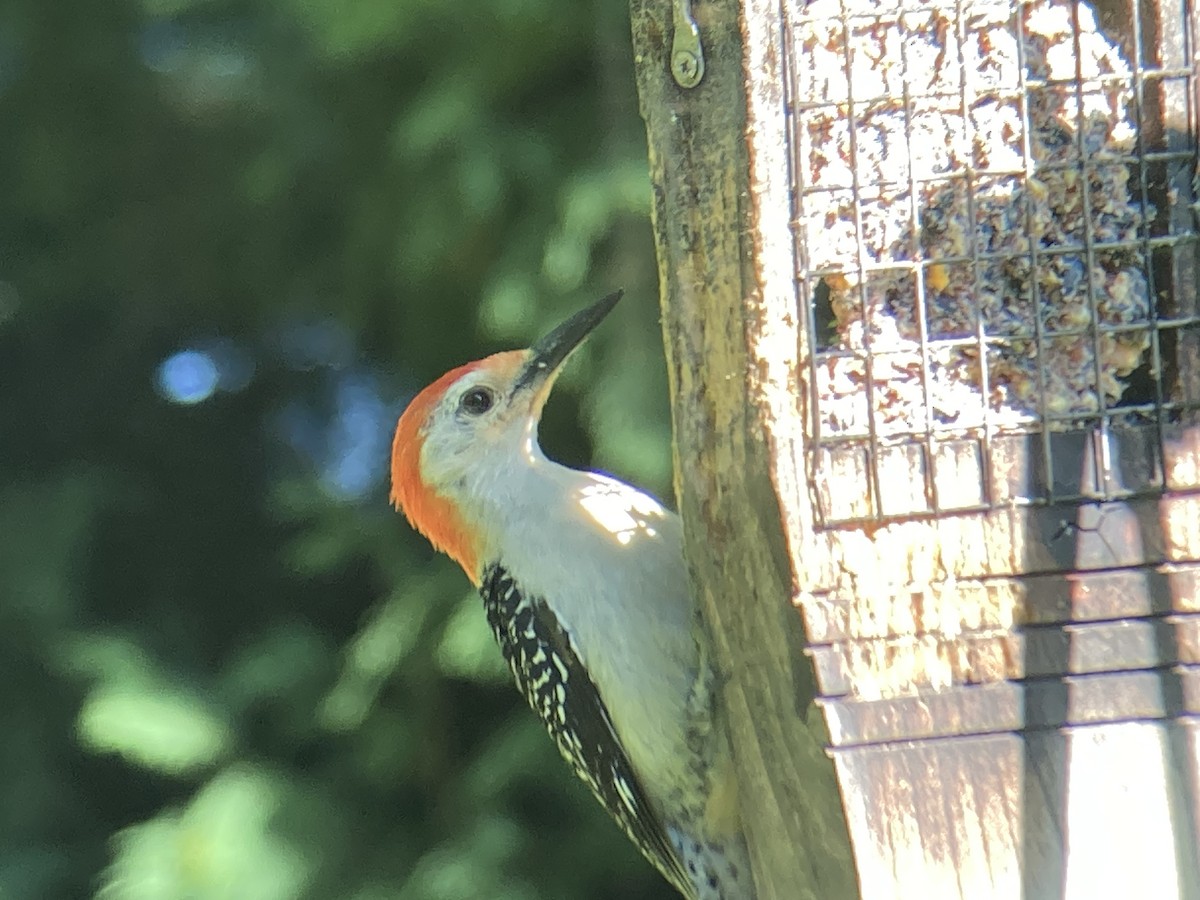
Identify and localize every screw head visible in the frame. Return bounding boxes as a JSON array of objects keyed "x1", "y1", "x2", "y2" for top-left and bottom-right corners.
[{"x1": 672, "y1": 50, "x2": 702, "y2": 88}]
